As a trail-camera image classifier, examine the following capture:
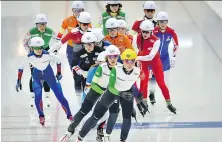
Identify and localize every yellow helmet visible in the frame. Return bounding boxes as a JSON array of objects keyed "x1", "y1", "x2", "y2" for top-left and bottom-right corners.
[{"x1": 121, "y1": 49, "x2": 137, "y2": 60}]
